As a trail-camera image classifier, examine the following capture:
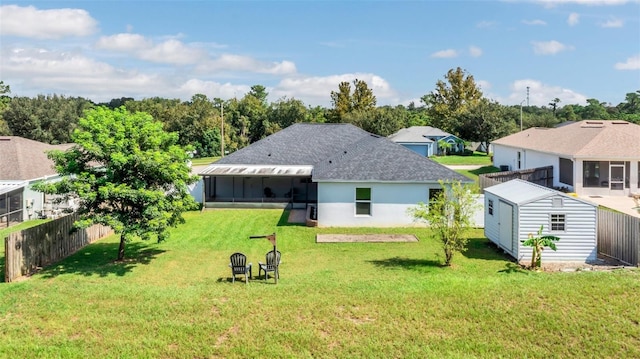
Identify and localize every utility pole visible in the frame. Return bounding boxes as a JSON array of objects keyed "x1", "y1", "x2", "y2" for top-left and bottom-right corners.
[
  {"x1": 220, "y1": 102, "x2": 225, "y2": 158},
  {"x1": 526, "y1": 86, "x2": 530, "y2": 107},
  {"x1": 520, "y1": 100, "x2": 525, "y2": 132}
]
